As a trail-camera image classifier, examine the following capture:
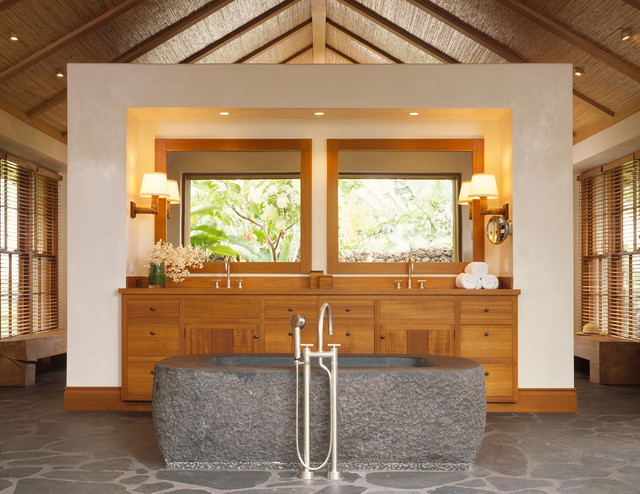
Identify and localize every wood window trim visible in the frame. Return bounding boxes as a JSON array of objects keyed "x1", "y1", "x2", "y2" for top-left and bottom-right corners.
[
  {"x1": 154, "y1": 138, "x2": 312, "y2": 275},
  {"x1": 327, "y1": 138, "x2": 485, "y2": 275}
]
